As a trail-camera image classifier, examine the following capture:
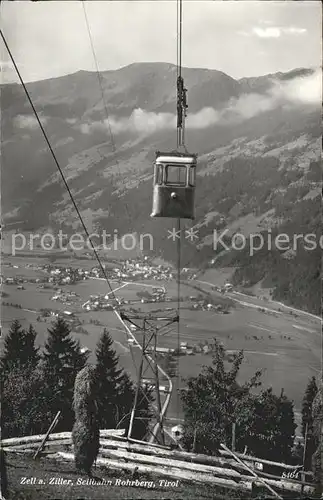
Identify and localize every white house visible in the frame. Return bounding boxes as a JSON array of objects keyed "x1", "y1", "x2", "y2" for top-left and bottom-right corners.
[{"x1": 171, "y1": 424, "x2": 184, "y2": 441}]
